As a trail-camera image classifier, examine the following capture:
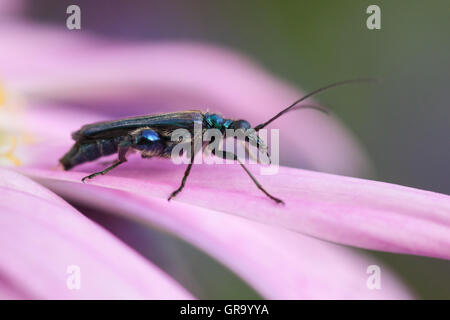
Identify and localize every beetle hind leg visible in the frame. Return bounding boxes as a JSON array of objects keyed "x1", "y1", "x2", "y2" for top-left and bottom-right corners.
[
  {"x1": 81, "y1": 143, "x2": 130, "y2": 182},
  {"x1": 81, "y1": 159, "x2": 126, "y2": 182}
]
